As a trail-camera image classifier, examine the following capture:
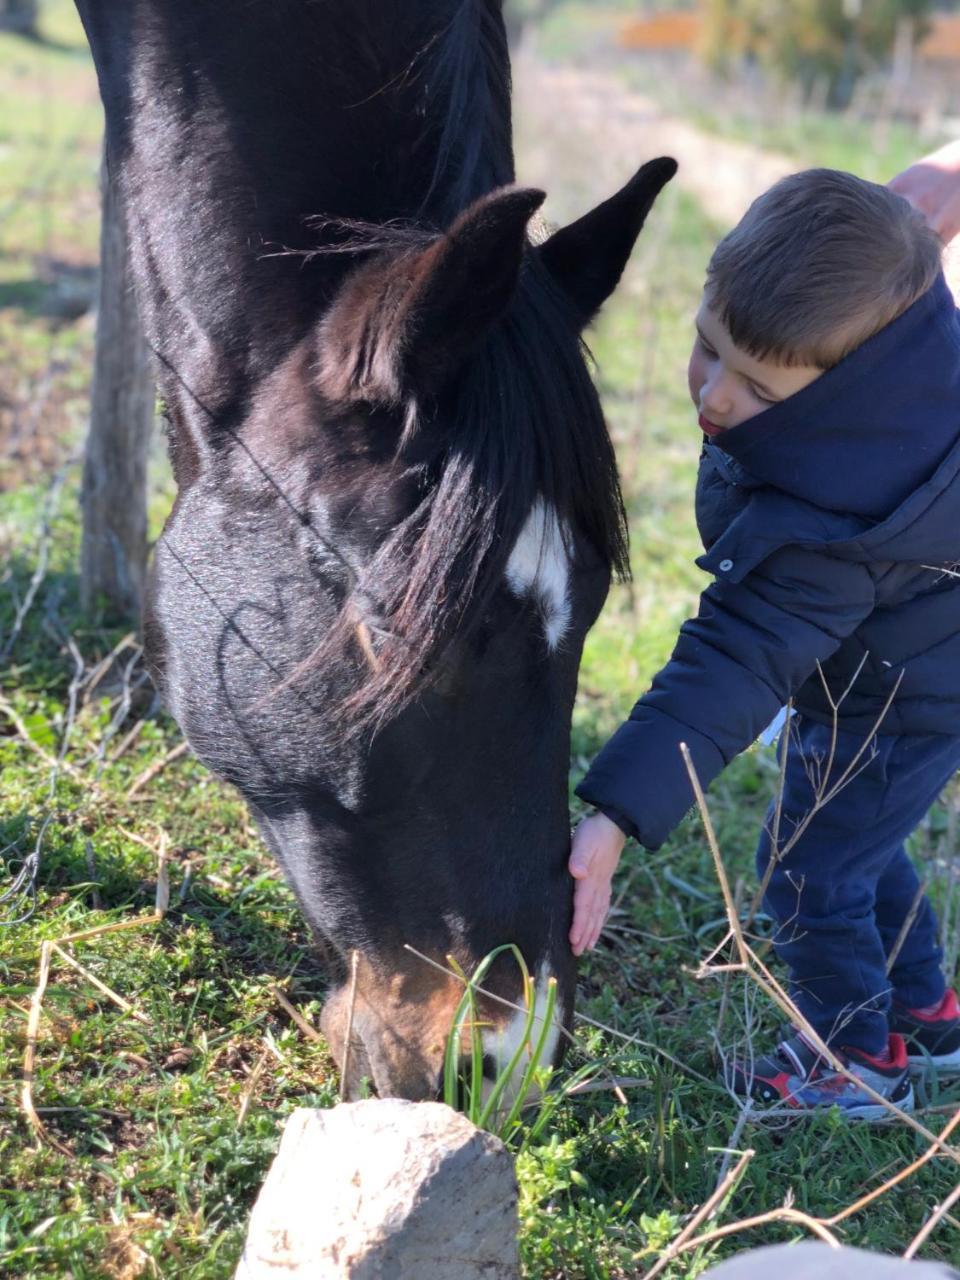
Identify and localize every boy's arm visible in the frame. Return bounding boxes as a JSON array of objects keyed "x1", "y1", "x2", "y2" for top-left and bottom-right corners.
[{"x1": 576, "y1": 544, "x2": 877, "y2": 849}]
